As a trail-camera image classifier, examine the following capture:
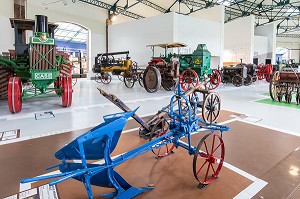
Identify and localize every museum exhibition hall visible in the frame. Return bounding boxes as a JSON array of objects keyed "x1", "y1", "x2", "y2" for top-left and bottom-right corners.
[{"x1": 0, "y1": 0, "x2": 300, "y2": 198}]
